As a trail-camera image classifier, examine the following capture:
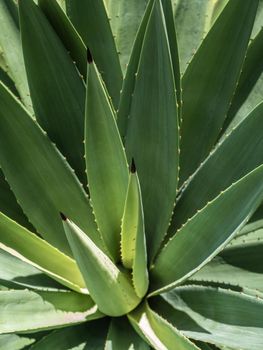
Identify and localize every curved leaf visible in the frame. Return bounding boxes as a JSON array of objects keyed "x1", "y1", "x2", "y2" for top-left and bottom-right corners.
[
  {"x1": 125, "y1": 0, "x2": 179, "y2": 261},
  {"x1": 179, "y1": 0, "x2": 258, "y2": 185},
  {"x1": 0, "y1": 289, "x2": 102, "y2": 334},
  {"x1": 85, "y1": 60, "x2": 128, "y2": 261},
  {"x1": 62, "y1": 216, "x2": 141, "y2": 317},
  {"x1": 151, "y1": 164, "x2": 263, "y2": 295},
  {"x1": 65, "y1": 0, "x2": 122, "y2": 109},
  {"x1": 0, "y1": 334, "x2": 36, "y2": 350},
  {"x1": 19, "y1": 0, "x2": 87, "y2": 185},
  {"x1": 0, "y1": 81, "x2": 103, "y2": 256}
]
